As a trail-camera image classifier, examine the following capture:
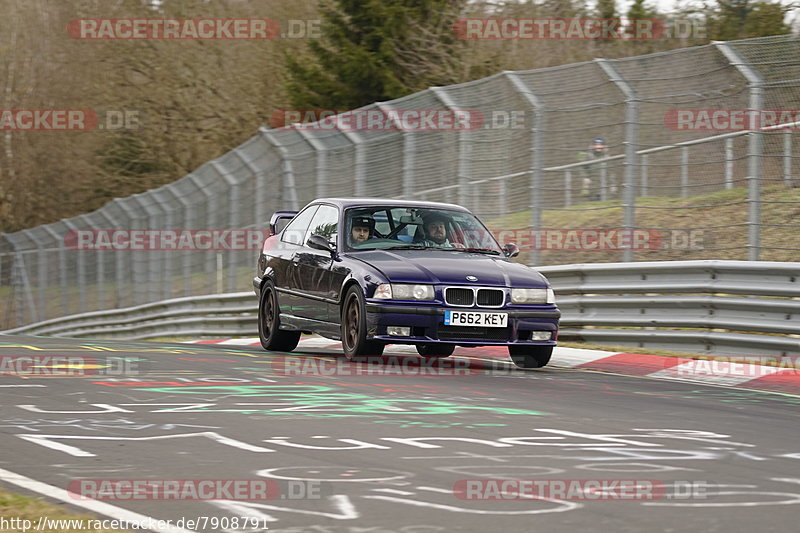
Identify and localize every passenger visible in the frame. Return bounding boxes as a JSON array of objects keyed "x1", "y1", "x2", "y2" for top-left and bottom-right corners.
[{"x1": 350, "y1": 215, "x2": 375, "y2": 244}]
